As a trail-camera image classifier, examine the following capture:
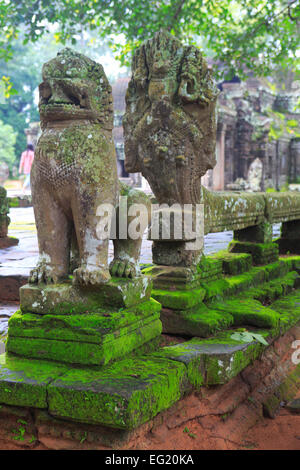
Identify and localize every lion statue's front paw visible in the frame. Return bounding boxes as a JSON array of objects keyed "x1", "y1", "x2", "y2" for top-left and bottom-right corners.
[
  {"x1": 29, "y1": 264, "x2": 61, "y2": 284},
  {"x1": 109, "y1": 258, "x2": 140, "y2": 278},
  {"x1": 72, "y1": 266, "x2": 111, "y2": 286}
]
